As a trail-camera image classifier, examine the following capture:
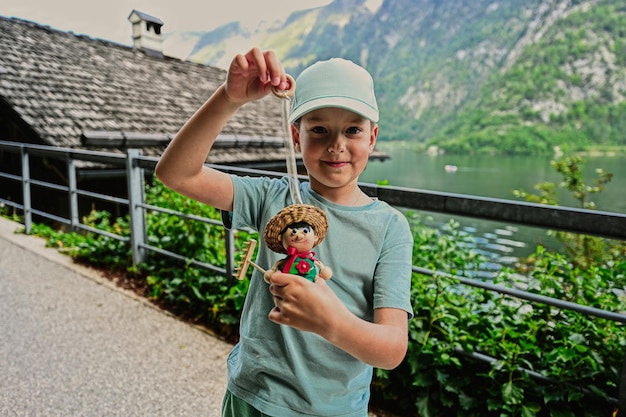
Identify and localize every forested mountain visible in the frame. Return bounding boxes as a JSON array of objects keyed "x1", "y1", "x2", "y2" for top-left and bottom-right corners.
[{"x1": 165, "y1": 0, "x2": 626, "y2": 154}]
